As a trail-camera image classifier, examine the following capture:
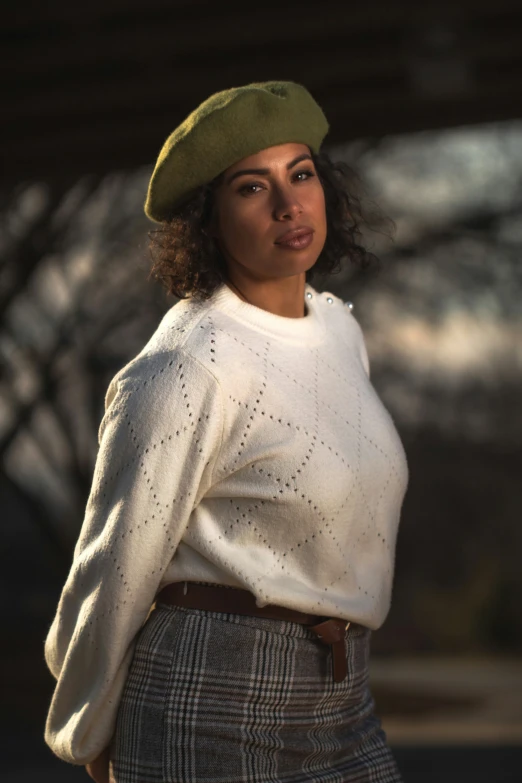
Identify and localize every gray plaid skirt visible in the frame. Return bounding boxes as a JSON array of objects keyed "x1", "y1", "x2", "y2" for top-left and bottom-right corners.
[{"x1": 108, "y1": 602, "x2": 403, "y2": 782}]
